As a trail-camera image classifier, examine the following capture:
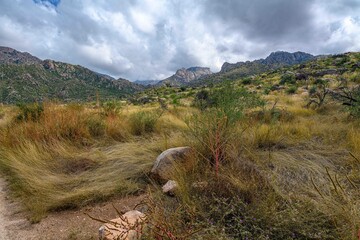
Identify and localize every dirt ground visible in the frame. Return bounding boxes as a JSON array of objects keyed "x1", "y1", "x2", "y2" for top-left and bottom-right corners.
[{"x1": 0, "y1": 177, "x2": 146, "y2": 240}]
